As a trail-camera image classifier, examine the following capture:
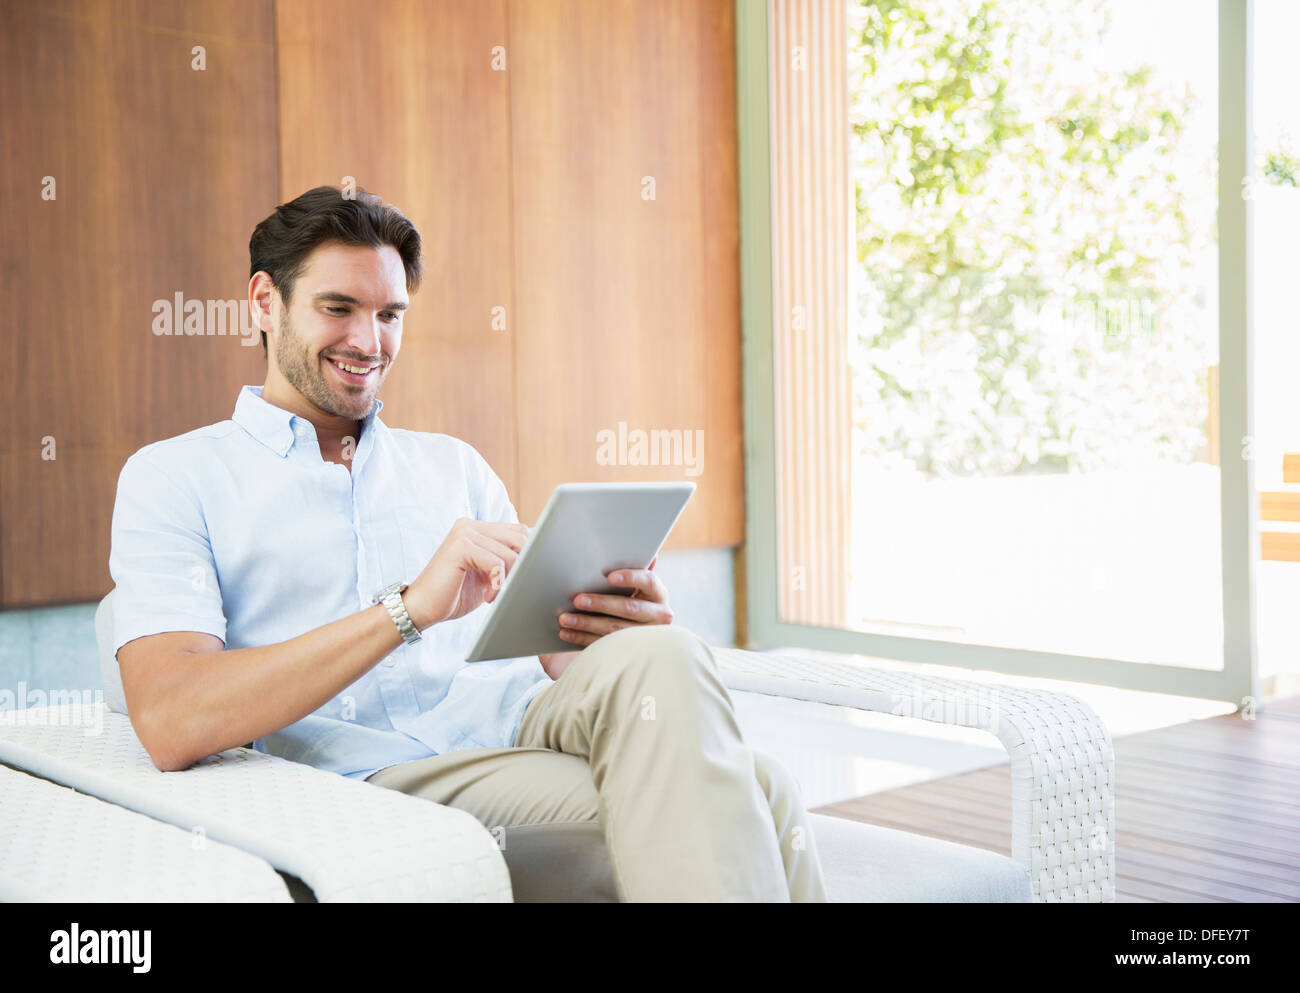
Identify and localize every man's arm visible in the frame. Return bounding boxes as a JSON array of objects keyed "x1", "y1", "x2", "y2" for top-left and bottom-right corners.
[
  {"x1": 121, "y1": 517, "x2": 528, "y2": 772},
  {"x1": 121, "y1": 605, "x2": 407, "y2": 772},
  {"x1": 538, "y1": 651, "x2": 579, "y2": 681}
]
